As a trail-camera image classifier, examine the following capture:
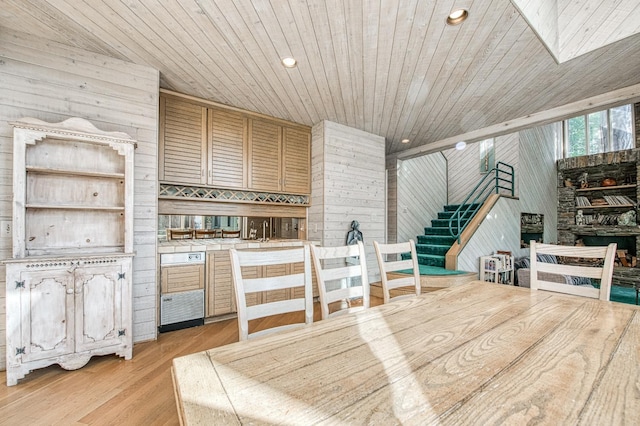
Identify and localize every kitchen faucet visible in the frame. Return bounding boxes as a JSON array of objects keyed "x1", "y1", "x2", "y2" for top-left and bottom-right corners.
[{"x1": 262, "y1": 220, "x2": 269, "y2": 241}]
